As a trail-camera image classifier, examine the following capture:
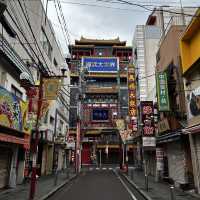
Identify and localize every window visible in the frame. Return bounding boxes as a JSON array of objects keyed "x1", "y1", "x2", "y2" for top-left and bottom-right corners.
[
  {"x1": 11, "y1": 85, "x2": 23, "y2": 99},
  {"x1": 50, "y1": 116, "x2": 55, "y2": 125},
  {"x1": 53, "y1": 58, "x2": 58, "y2": 68},
  {"x1": 40, "y1": 28, "x2": 52, "y2": 60},
  {"x1": 92, "y1": 109, "x2": 109, "y2": 121}
]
